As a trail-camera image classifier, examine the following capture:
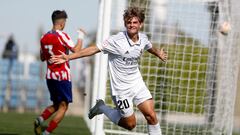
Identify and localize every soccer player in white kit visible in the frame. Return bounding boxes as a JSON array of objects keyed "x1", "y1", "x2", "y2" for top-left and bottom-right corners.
[{"x1": 51, "y1": 7, "x2": 167, "y2": 135}]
